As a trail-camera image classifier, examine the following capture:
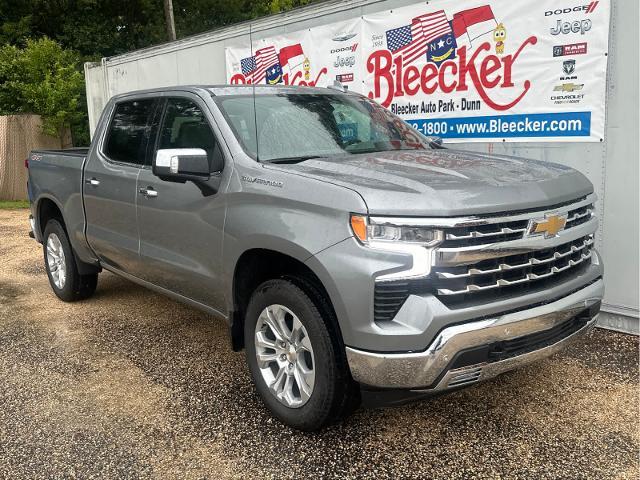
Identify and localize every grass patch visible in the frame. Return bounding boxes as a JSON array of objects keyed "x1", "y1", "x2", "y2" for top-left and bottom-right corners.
[{"x1": 0, "y1": 200, "x2": 30, "y2": 209}]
